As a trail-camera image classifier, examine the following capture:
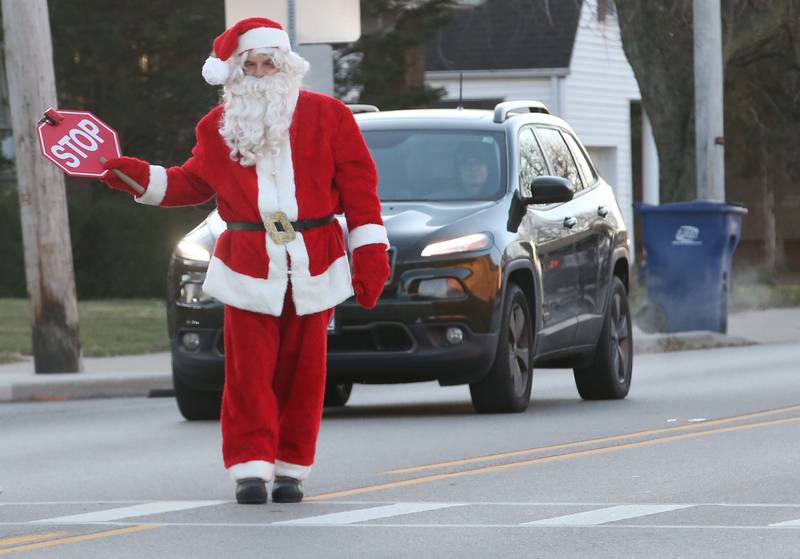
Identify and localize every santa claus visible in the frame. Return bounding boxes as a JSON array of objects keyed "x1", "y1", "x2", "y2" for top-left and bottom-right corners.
[{"x1": 102, "y1": 17, "x2": 389, "y2": 504}]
